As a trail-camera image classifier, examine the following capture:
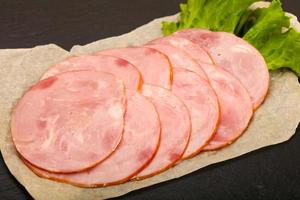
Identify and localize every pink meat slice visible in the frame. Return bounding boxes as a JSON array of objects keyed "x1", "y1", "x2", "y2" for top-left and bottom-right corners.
[
  {"x1": 174, "y1": 29, "x2": 270, "y2": 109},
  {"x1": 201, "y1": 64, "x2": 253, "y2": 150},
  {"x1": 148, "y1": 36, "x2": 253, "y2": 149},
  {"x1": 24, "y1": 90, "x2": 161, "y2": 187},
  {"x1": 144, "y1": 44, "x2": 207, "y2": 80},
  {"x1": 11, "y1": 71, "x2": 126, "y2": 173},
  {"x1": 136, "y1": 84, "x2": 191, "y2": 179},
  {"x1": 97, "y1": 47, "x2": 172, "y2": 89},
  {"x1": 172, "y1": 68, "x2": 219, "y2": 159},
  {"x1": 149, "y1": 35, "x2": 213, "y2": 65},
  {"x1": 41, "y1": 54, "x2": 142, "y2": 90}
]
